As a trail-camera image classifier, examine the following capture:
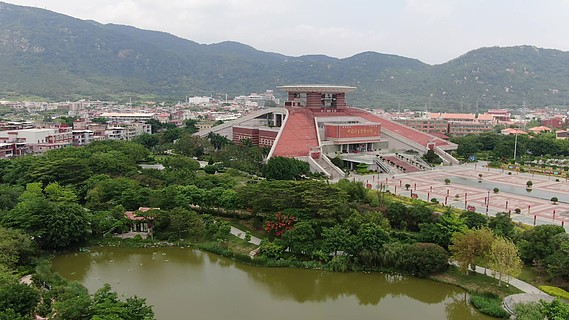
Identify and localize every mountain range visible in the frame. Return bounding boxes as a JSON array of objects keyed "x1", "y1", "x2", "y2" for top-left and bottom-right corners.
[{"x1": 1, "y1": 1, "x2": 569, "y2": 111}]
